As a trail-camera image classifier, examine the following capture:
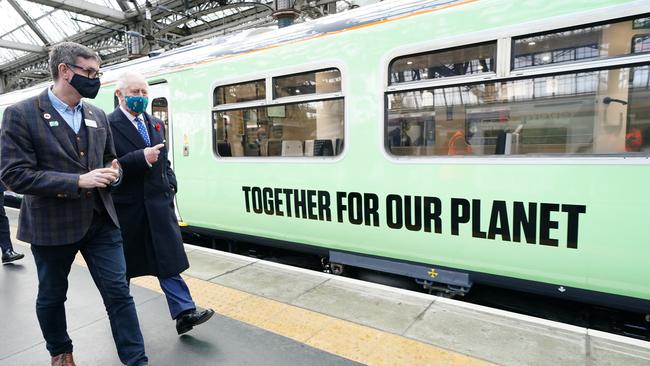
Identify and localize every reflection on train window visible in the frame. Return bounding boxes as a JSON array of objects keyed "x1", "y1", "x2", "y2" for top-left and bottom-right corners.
[
  {"x1": 213, "y1": 79, "x2": 265, "y2": 105},
  {"x1": 151, "y1": 97, "x2": 169, "y2": 142},
  {"x1": 213, "y1": 99, "x2": 344, "y2": 157},
  {"x1": 389, "y1": 42, "x2": 496, "y2": 84},
  {"x1": 386, "y1": 65, "x2": 650, "y2": 156},
  {"x1": 633, "y1": 35, "x2": 650, "y2": 54},
  {"x1": 513, "y1": 16, "x2": 650, "y2": 69},
  {"x1": 273, "y1": 69, "x2": 341, "y2": 98}
]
